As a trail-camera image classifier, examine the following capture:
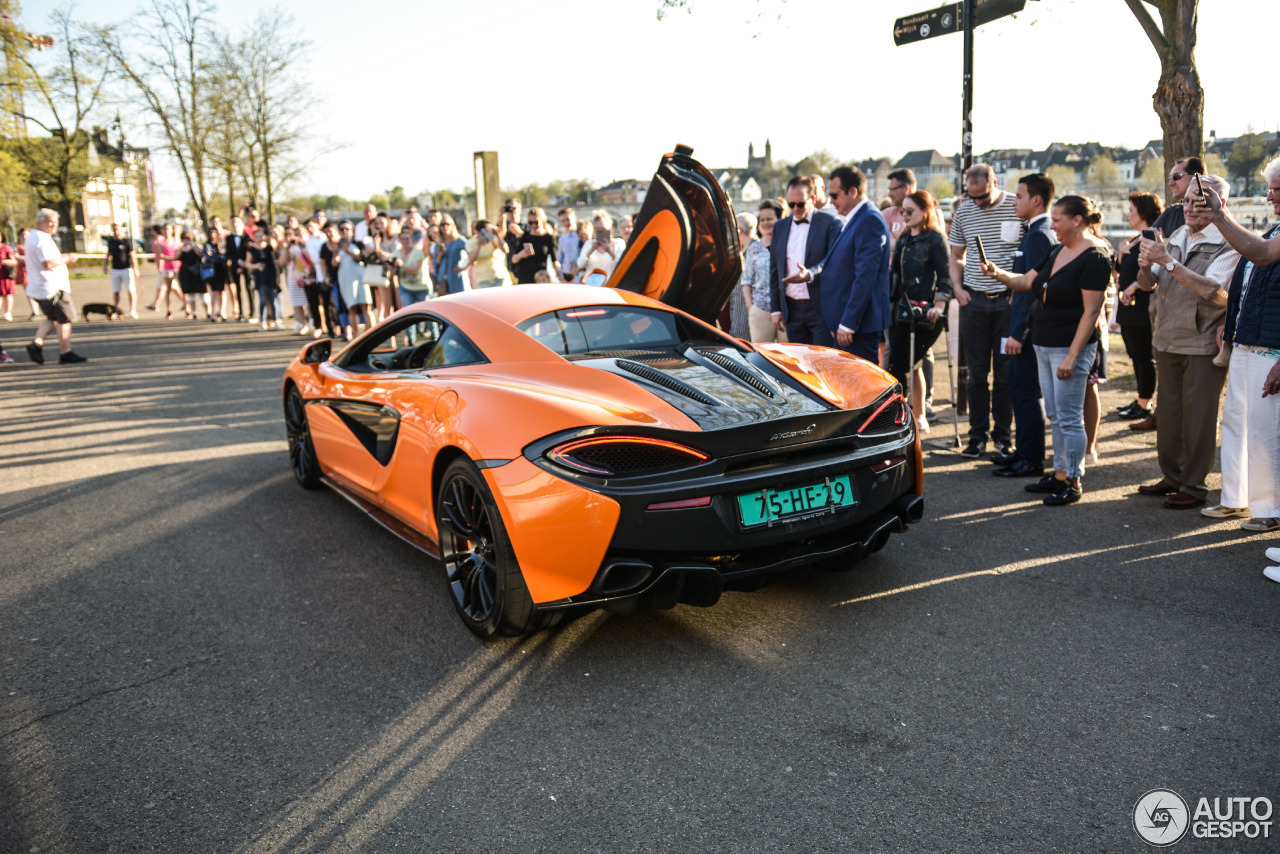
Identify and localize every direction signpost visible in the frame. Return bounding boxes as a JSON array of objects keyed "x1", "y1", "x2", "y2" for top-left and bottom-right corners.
[
  {"x1": 893, "y1": 0, "x2": 1032, "y2": 444},
  {"x1": 893, "y1": 0, "x2": 1031, "y2": 170}
]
